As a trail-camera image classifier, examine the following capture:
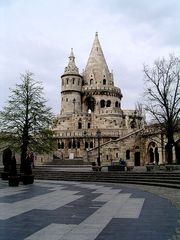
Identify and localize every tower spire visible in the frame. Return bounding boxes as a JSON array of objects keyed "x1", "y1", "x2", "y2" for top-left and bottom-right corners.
[
  {"x1": 64, "y1": 48, "x2": 79, "y2": 74},
  {"x1": 83, "y1": 32, "x2": 110, "y2": 85}
]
